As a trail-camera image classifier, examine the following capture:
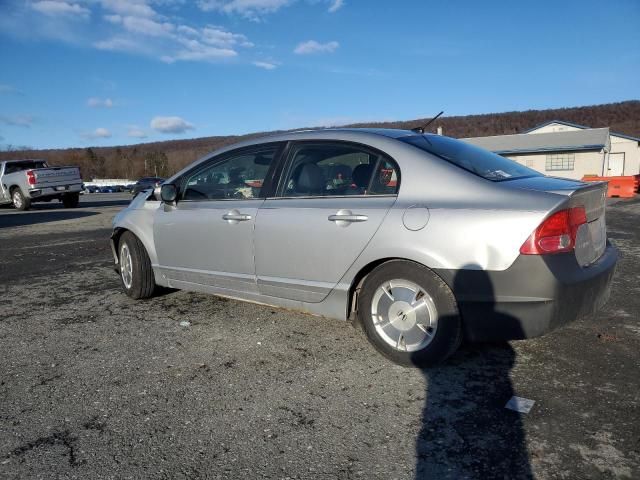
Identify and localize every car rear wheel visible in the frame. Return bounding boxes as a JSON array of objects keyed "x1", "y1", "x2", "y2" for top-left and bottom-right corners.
[
  {"x1": 118, "y1": 231, "x2": 156, "y2": 299},
  {"x1": 11, "y1": 188, "x2": 30, "y2": 211},
  {"x1": 357, "y1": 260, "x2": 462, "y2": 367},
  {"x1": 62, "y1": 192, "x2": 80, "y2": 208}
]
